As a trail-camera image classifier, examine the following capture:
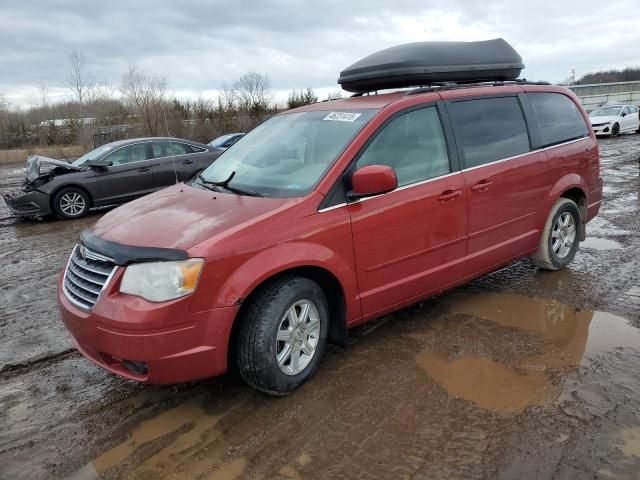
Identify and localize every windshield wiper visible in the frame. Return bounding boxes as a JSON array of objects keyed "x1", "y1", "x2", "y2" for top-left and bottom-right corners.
[
  {"x1": 196, "y1": 172, "x2": 261, "y2": 197},
  {"x1": 203, "y1": 170, "x2": 236, "y2": 187},
  {"x1": 221, "y1": 184, "x2": 261, "y2": 197}
]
